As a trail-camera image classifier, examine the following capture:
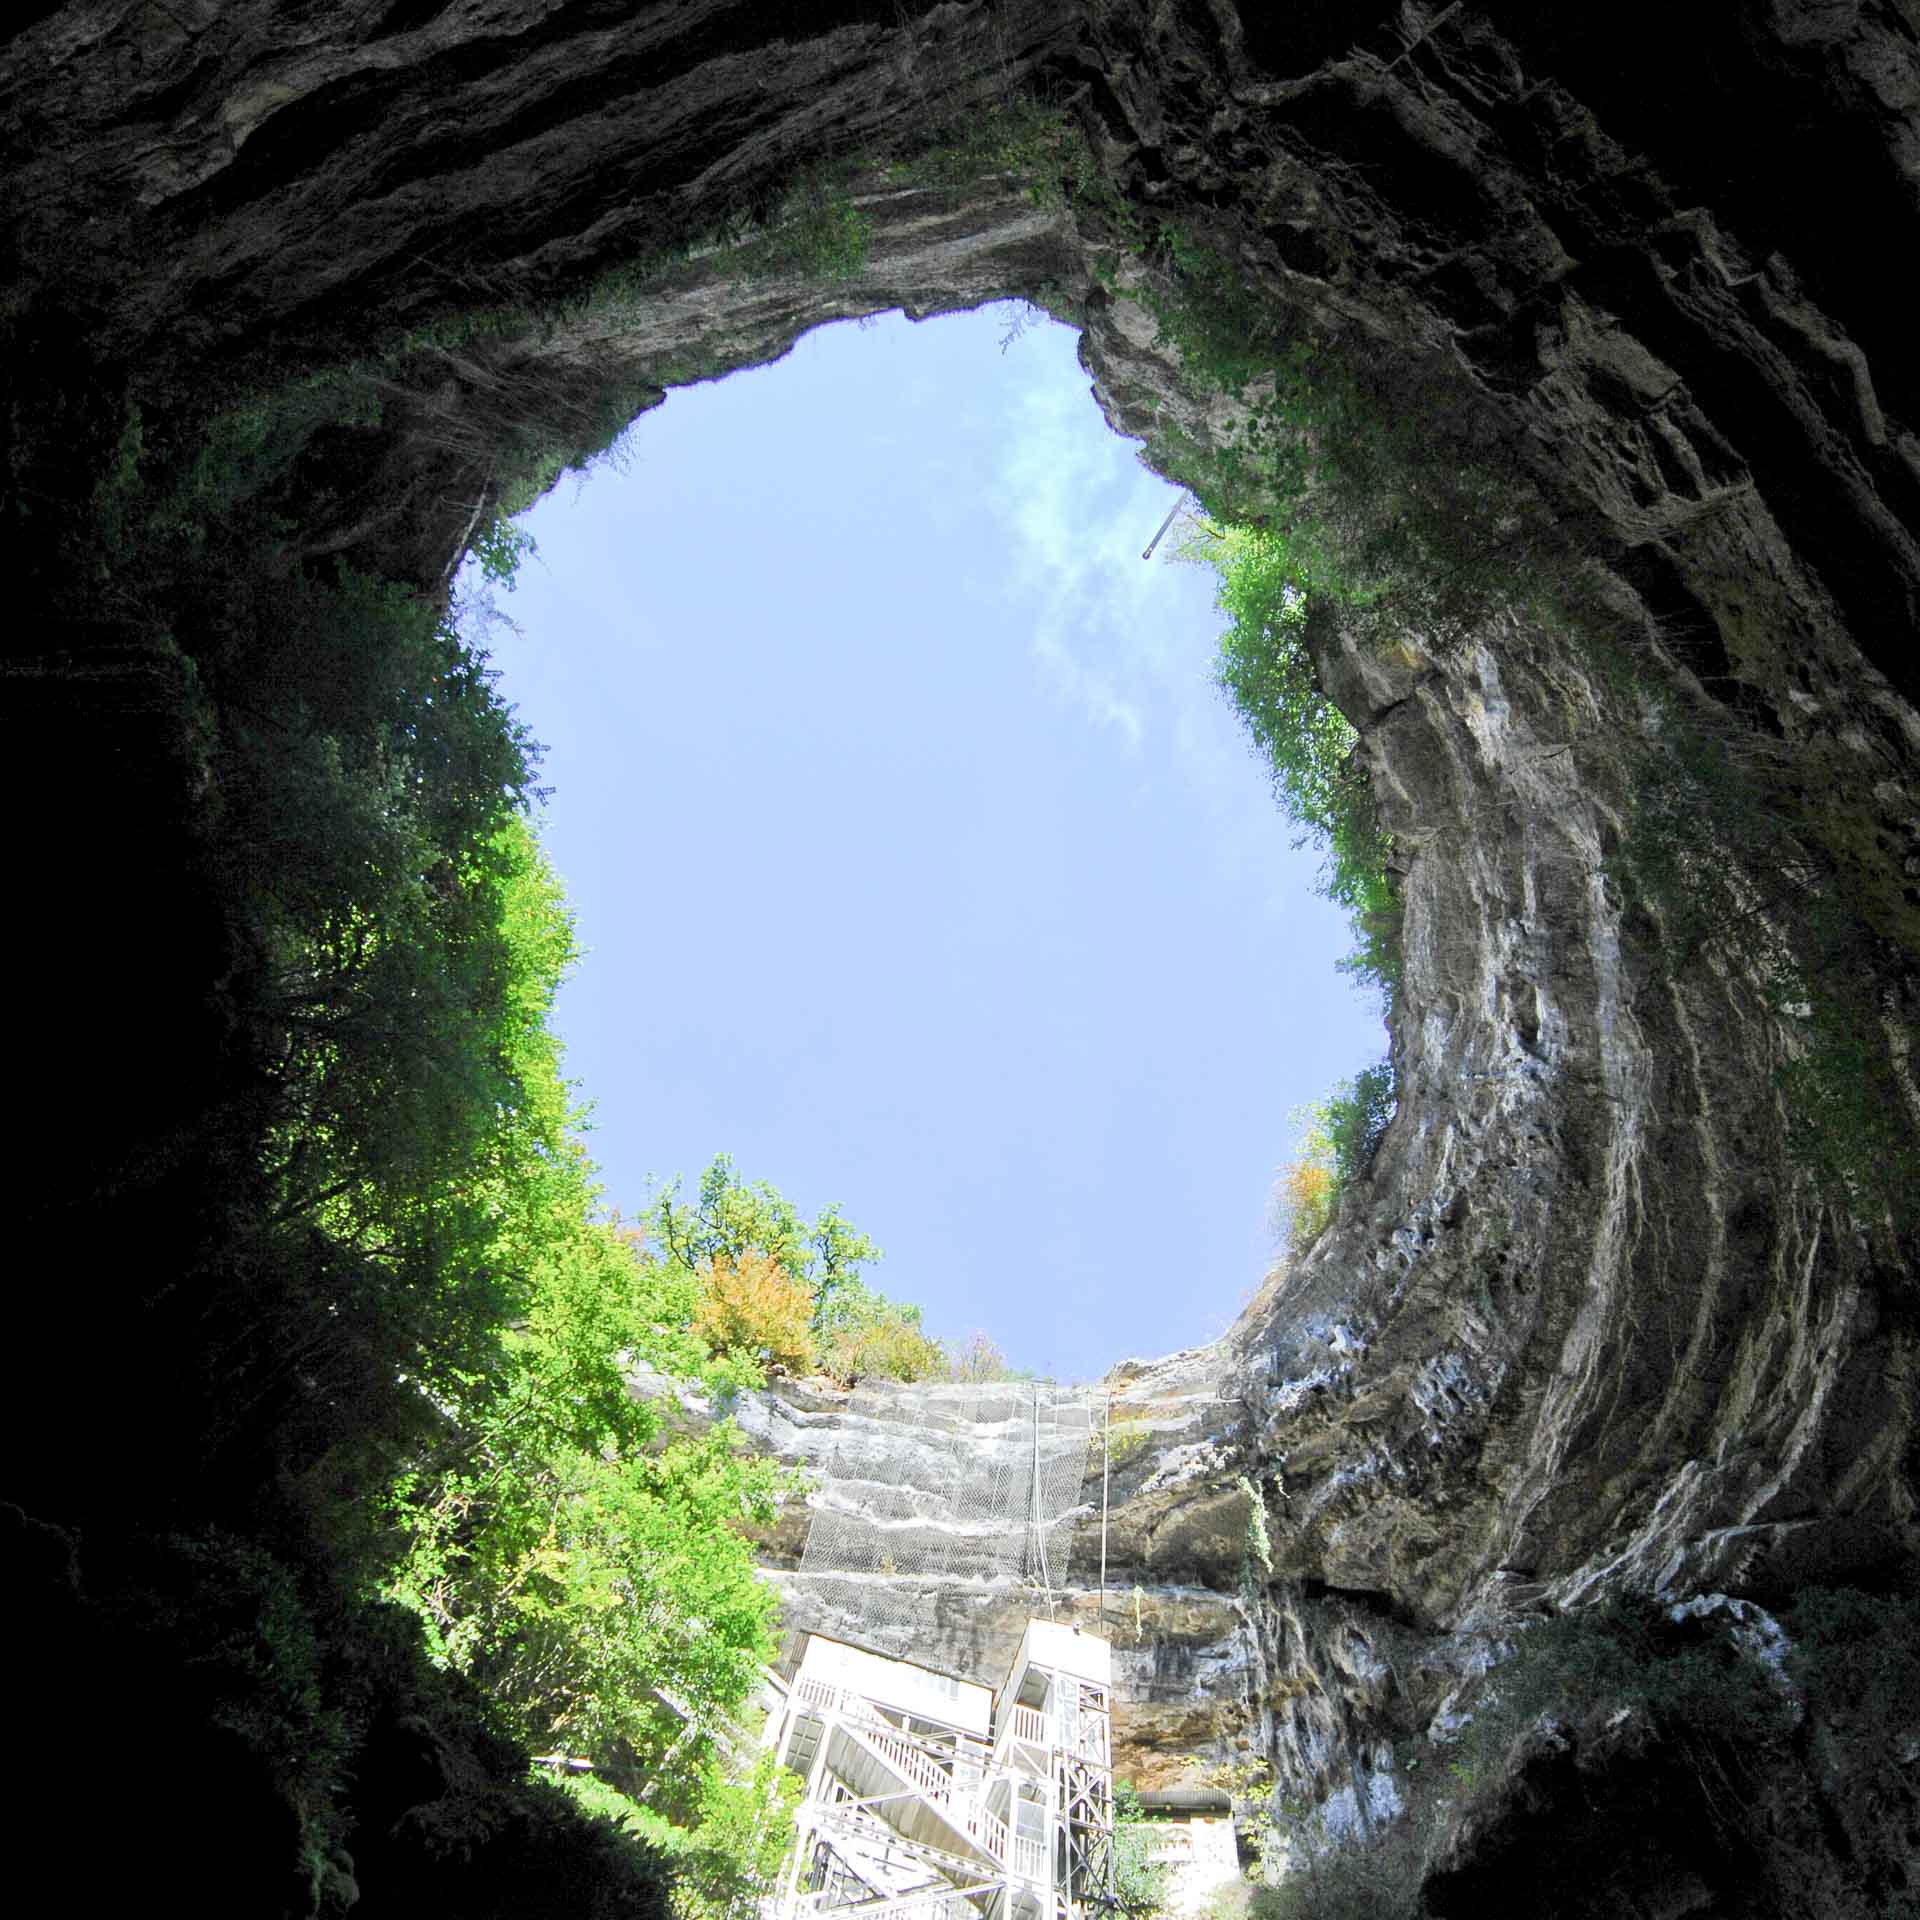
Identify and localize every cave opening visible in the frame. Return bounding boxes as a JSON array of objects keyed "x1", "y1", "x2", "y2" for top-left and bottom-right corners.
[
  {"x1": 13, "y1": 7, "x2": 1920, "y2": 1910},
  {"x1": 466, "y1": 302, "x2": 1389, "y2": 1378}
]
